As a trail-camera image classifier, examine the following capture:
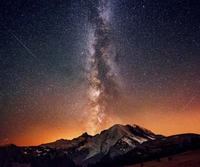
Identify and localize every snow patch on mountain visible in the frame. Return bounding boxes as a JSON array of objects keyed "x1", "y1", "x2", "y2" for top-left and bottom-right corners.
[
  {"x1": 121, "y1": 137, "x2": 136, "y2": 148},
  {"x1": 129, "y1": 135, "x2": 148, "y2": 144}
]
